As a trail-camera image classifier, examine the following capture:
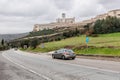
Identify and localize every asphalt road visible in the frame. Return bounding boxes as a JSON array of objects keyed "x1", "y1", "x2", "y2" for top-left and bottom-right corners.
[{"x1": 1, "y1": 50, "x2": 120, "y2": 80}]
